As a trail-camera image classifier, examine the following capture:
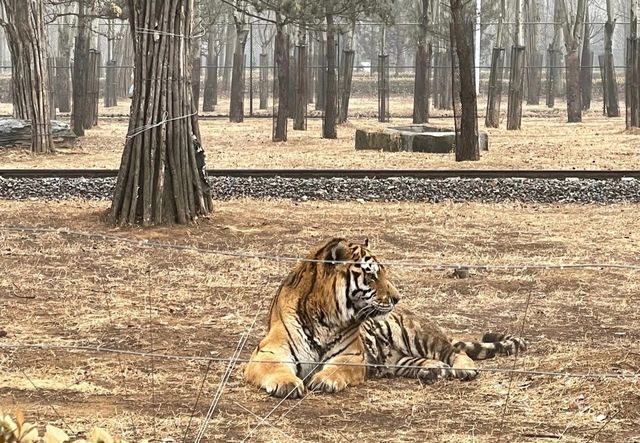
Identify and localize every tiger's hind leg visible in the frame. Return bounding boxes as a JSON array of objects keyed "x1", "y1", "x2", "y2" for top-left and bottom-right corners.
[
  {"x1": 363, "y1": 308, "x2": 479, "y2": 382},
  {"x1": 453, "y1": 332, "x2": 528, "y2": 360}
]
